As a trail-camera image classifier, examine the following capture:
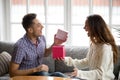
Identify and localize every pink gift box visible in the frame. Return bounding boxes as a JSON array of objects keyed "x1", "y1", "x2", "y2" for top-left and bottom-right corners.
[
  {"x1": 56, "y1": 29, "x2": 68, "y2": 41},
  {"x1": 52, "y1": 45, "x2": 65, "y2": 59}
]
